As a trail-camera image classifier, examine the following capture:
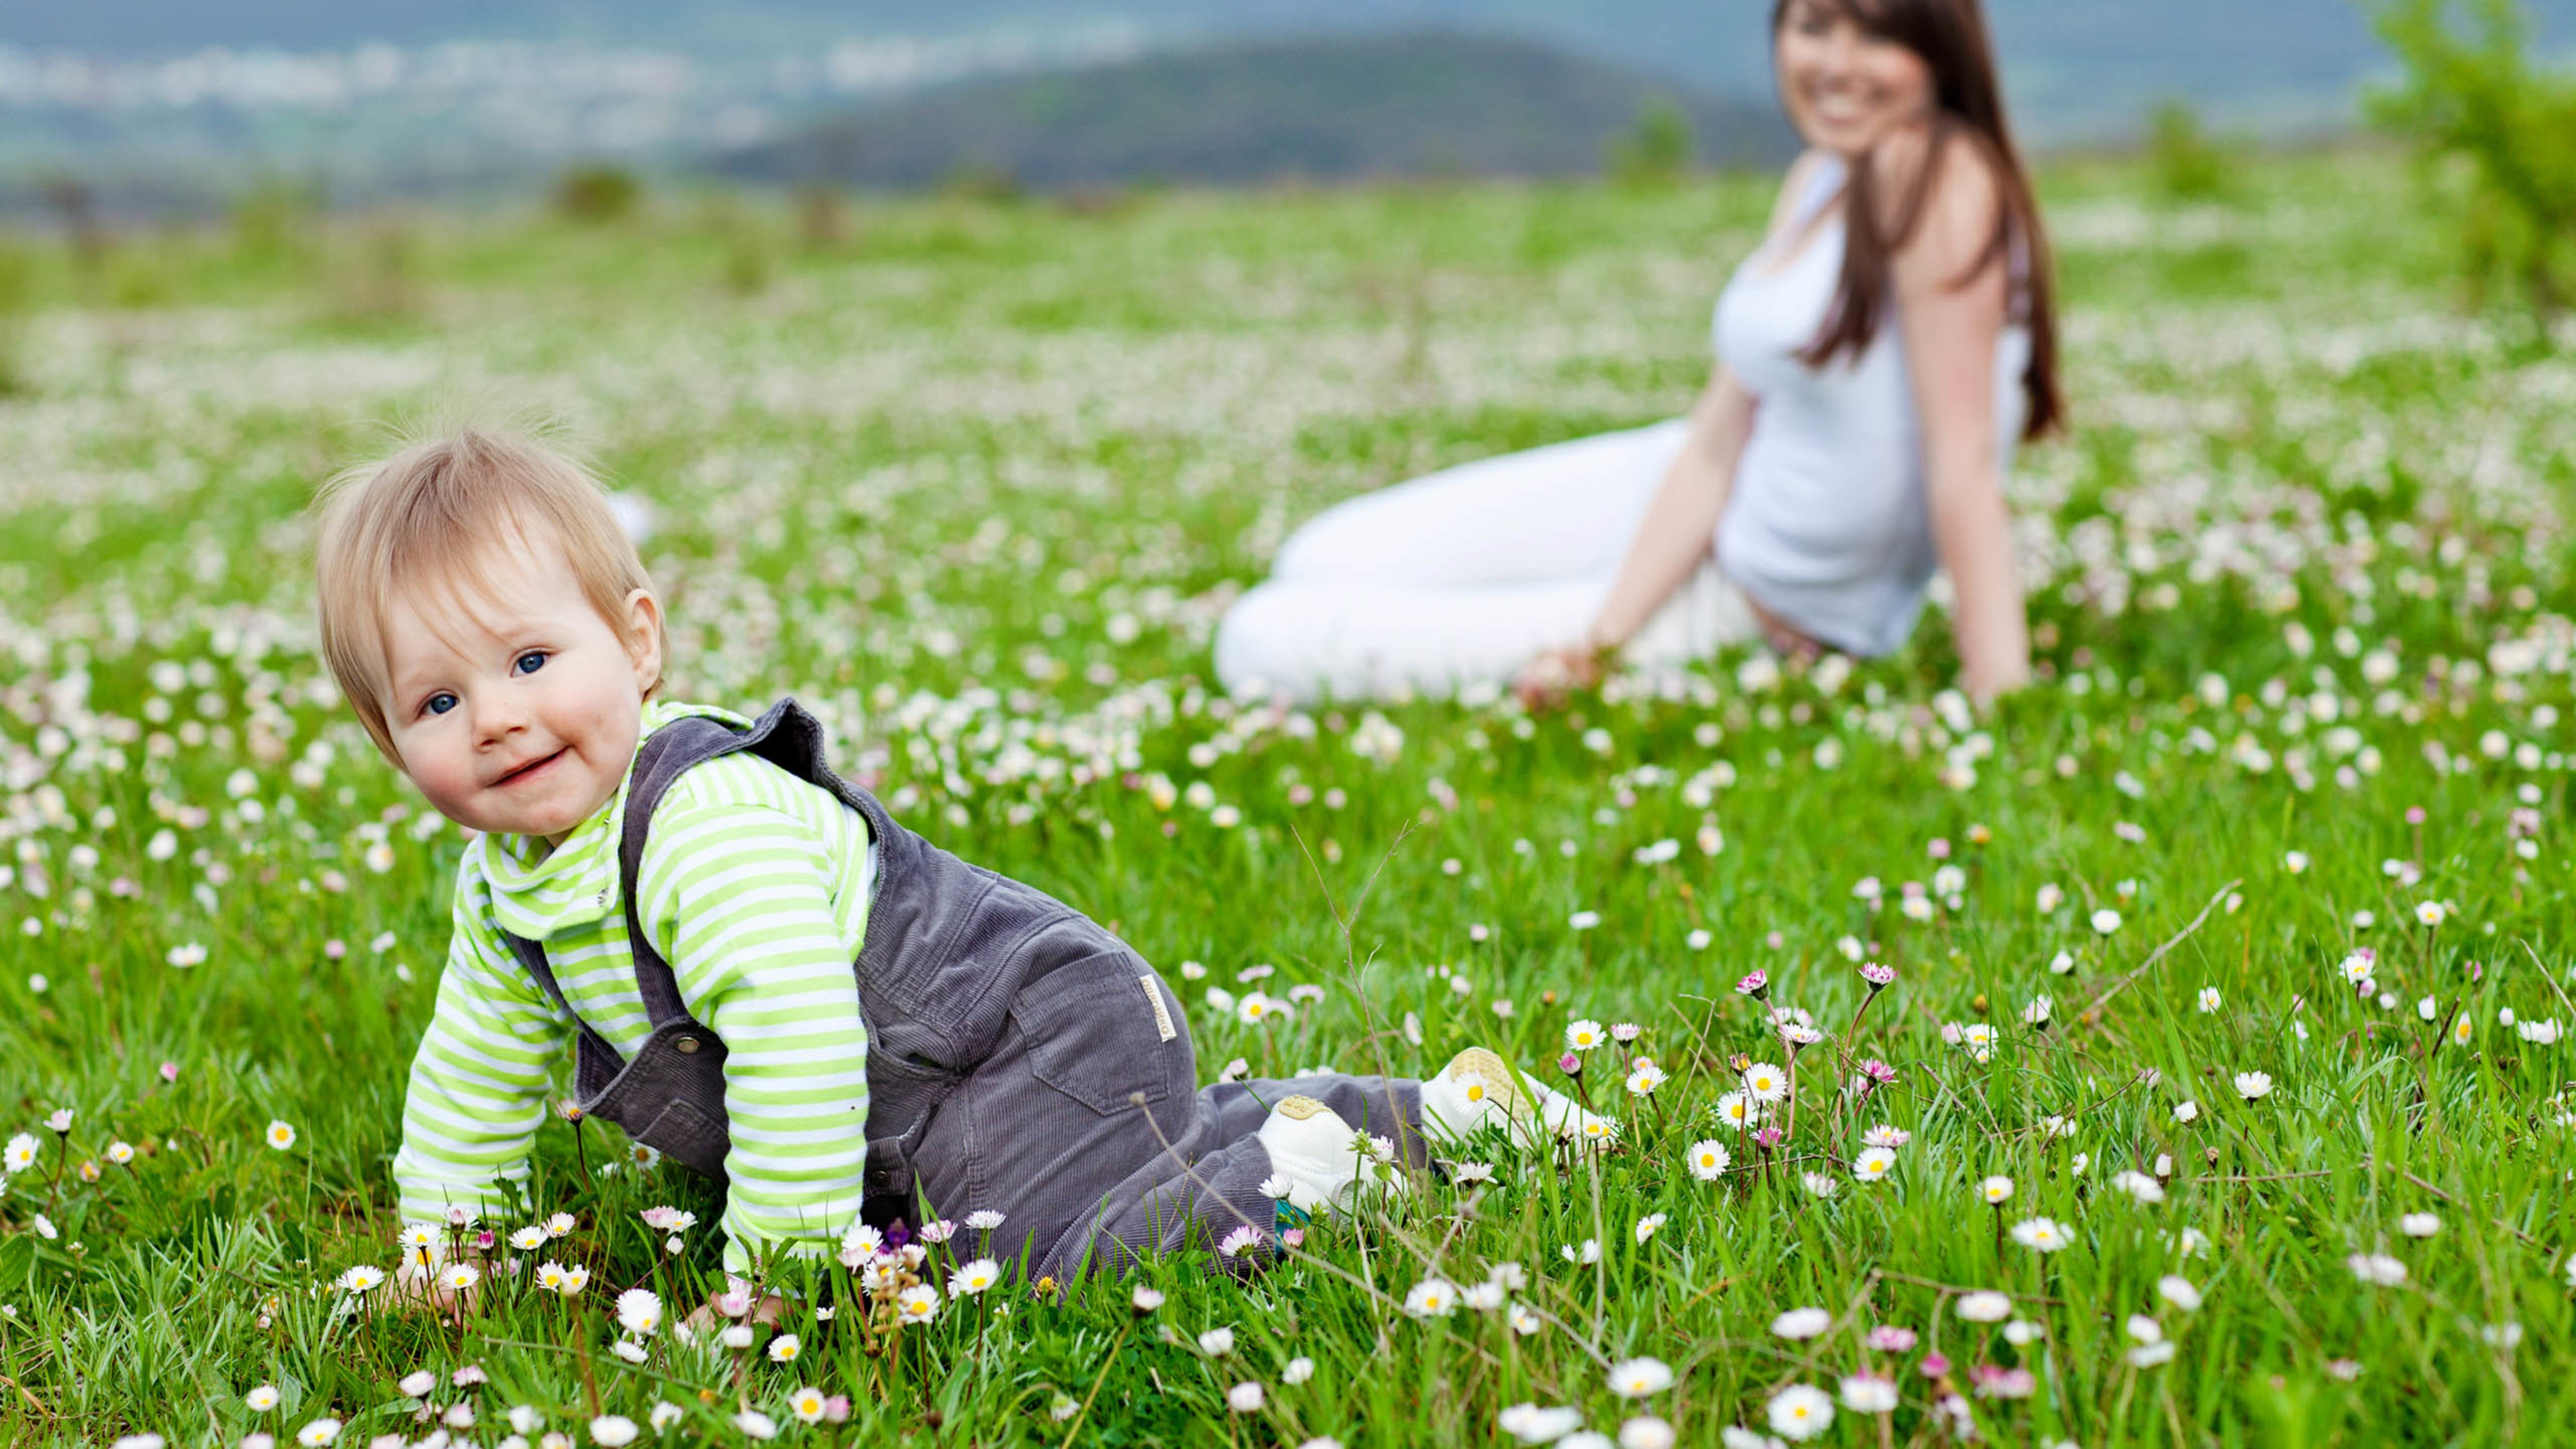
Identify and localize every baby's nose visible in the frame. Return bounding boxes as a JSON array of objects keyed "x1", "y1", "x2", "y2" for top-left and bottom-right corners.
[{"x1": 474, "y1": 697, "x2": 528, "y2": 742}]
